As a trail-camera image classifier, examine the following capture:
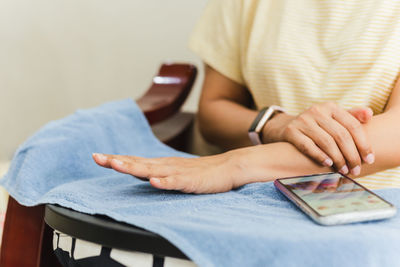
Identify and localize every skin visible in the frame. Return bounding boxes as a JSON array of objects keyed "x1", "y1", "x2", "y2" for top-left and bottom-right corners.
[
  {"x1": 93, "y1": 65, "x2": 400, "y2": 194},
  {"x1": 264, "y1": 104, "x2": 374, "y2": 175},
  {"x1": 197, "y1": 66, "x2": 374, "y2": 175}
]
